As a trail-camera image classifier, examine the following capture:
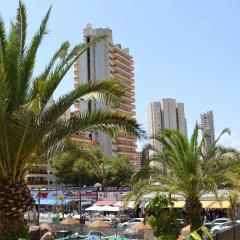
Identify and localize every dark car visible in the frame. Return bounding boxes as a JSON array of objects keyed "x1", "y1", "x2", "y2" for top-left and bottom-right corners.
[{"x1": 119, "y1": 214, "x2": 132, "y2": 223}]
